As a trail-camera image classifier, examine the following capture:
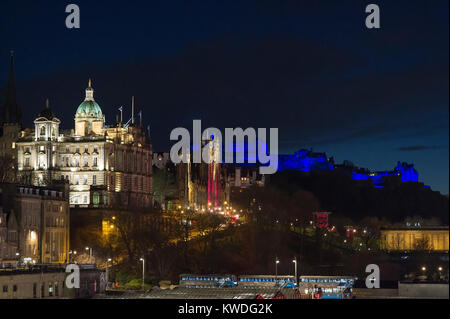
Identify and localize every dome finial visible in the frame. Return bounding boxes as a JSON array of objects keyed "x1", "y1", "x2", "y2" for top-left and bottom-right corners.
[
  {"x1": 45, "y1": 98, "x2": 49, "y2": 108},
  {"x1": 88, "y1": 78, "x2": 92, "y2": 88}
]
